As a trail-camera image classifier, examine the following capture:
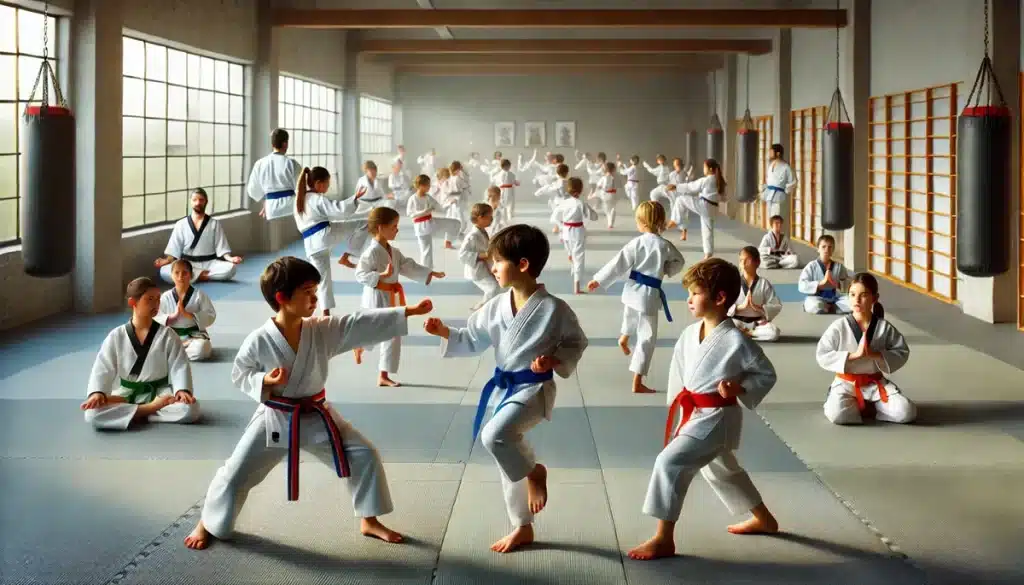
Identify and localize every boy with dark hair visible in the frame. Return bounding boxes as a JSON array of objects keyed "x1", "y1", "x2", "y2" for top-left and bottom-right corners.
[
  {"x1": 629, "y1": 258, "x2": 779, "y2": 561},
  {"x1": 424, "y1": 225, "x2": 588, "y2": 553},
  {"x1": 247, "y1": 128, "x2": 302, "y2": 220},
  {"x1": 758, "y1": 215, "x2": 800, "y2": 269},
  {"x1": 798, "y1": 234, "x2": 851, "y2": 314},
  {"x1": 184, "y1": 256, "x2": 433, "y2": 551}
]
